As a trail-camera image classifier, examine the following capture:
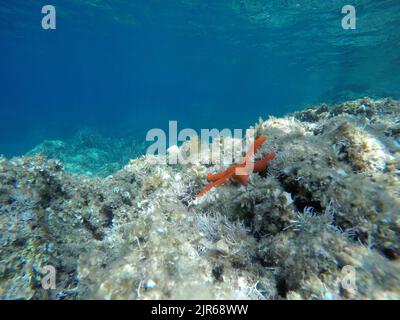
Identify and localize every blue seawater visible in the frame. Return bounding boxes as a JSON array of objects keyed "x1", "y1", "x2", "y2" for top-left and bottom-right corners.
[{"x1": 0, "y1": 1, "x2": 399, "y2": 158}]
